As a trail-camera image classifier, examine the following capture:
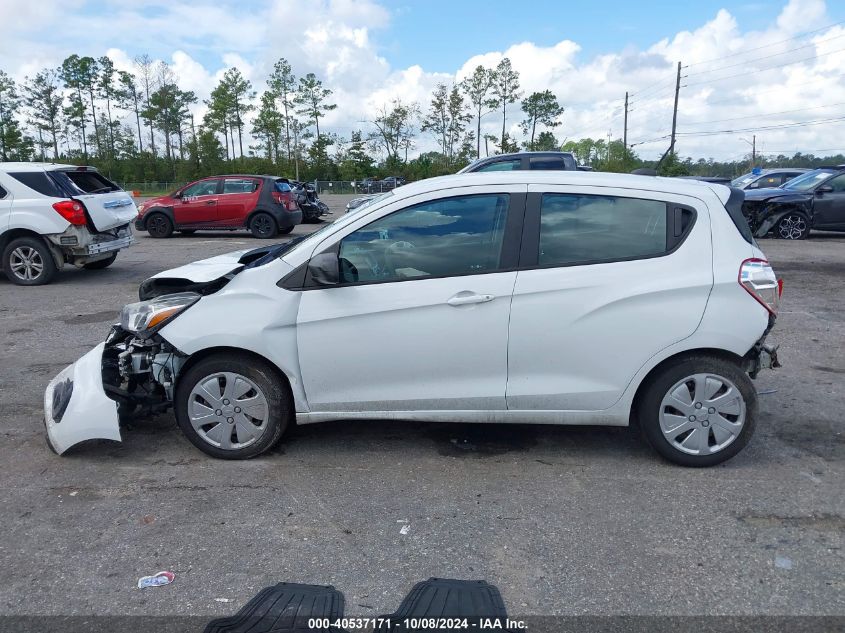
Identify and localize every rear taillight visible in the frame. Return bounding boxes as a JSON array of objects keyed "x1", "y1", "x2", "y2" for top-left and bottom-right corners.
[
  {"x1": 52, "y1": 200, "x2": 87, "y2": 226},
  {"x1": 272, "y1": 191, "x2": 297, "y2": 211},
  {"x1": 739, "y1": 258, "x2": 780, "y2": 315}
]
